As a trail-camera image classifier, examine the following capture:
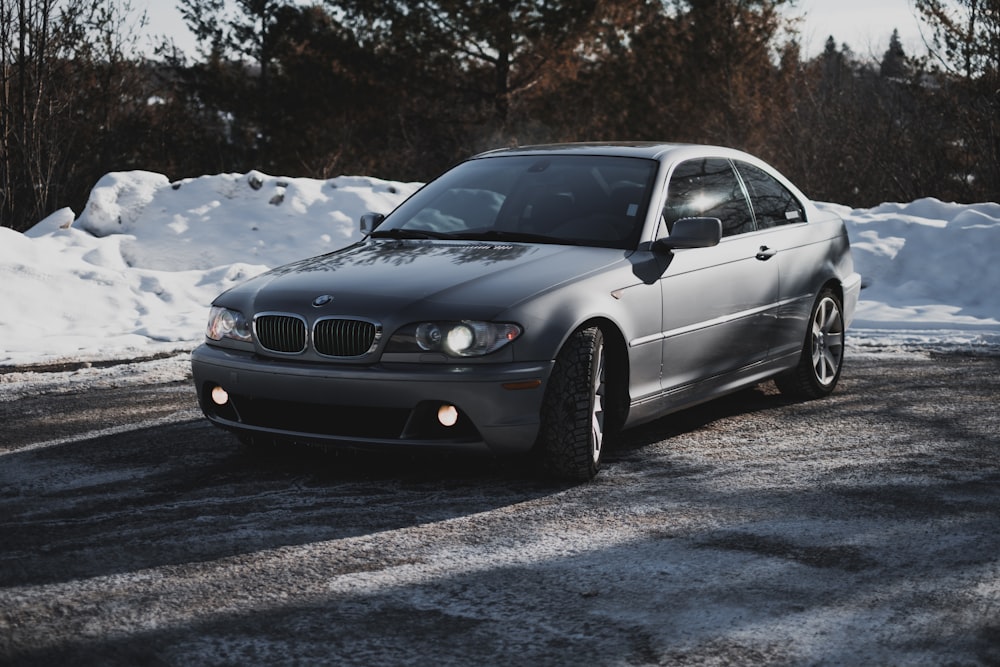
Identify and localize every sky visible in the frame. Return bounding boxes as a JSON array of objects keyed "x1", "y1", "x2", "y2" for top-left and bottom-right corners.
[
  {"x1": 1, "y1": 169, "x2": 999, "y2": 371},
  {"x1": 791, "y1": 0, "x2": 932, "y2": 58},
  {"x1": 132, "y1": 0, "x2": 935, "y2": 61}
]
